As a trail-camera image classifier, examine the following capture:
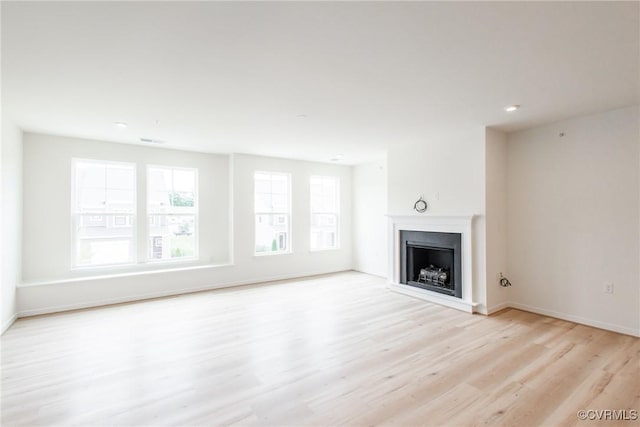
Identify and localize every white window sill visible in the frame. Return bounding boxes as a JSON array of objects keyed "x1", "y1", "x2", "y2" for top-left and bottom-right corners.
[
  {"x1": 70, "y1": 256, "x2": 200, "y2": 273},
  {"x1": 309, "y1": 247, "x2": 341, "y2": 252},
  {"x1": 19, "y1": 262, "x2": 234, "y2": 288},
  {"x1": 144, "y1": 256, "x2": 199, "y2": 265},
  {"x1": 253, "y1": 251, "x2": 292, "y2": 257}
]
